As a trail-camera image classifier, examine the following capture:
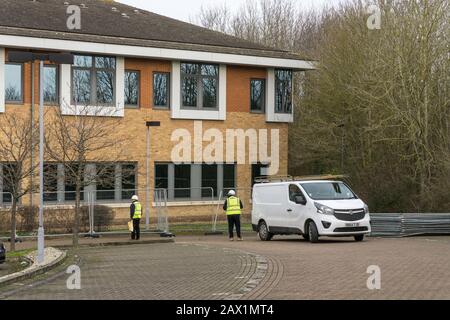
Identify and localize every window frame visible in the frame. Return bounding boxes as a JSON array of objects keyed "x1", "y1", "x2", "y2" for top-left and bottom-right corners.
[
  {"x1": 250, "y1": 78, "x2": 266, "y2": 113},
  {"x1": 274, "y1": 69, "x2": 293, "y2": 114},
  {"x1": 71, "y1": 54, "x2": 116, "y2": 107},
  {"x1": 42, "y1": 64, "x2": 59, "y2": 105},
  {"x1": 180, "y1": 62, "x2": 219, "y2": 110},
  {"x1": 153, "y1": 71, "x2": 170, "y2": 109},
  {"x1": 4, "y1": 62, "x2": 24, "y2": 104},
  {"x1": 124, "y1": 69, "x2": 140, "y2": 109}
]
